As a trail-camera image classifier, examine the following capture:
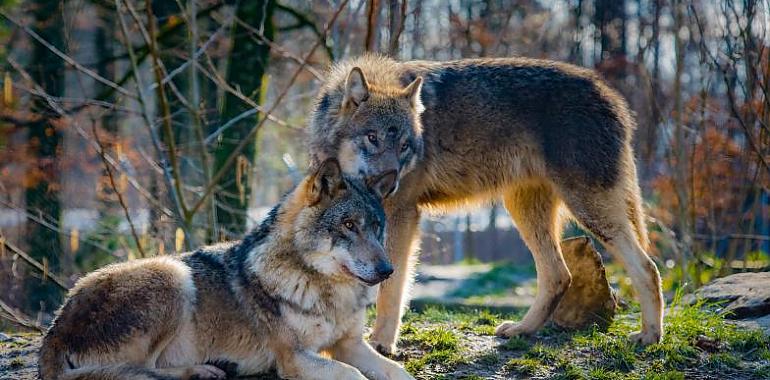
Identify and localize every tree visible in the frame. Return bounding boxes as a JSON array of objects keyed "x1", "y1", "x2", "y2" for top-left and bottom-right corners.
[
  {"x1": 24, "y1": 0, "x2": 65, "y2": 313},
  {"x1": 214, "y1": 0, "x2": 276, "y2": 237}
]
